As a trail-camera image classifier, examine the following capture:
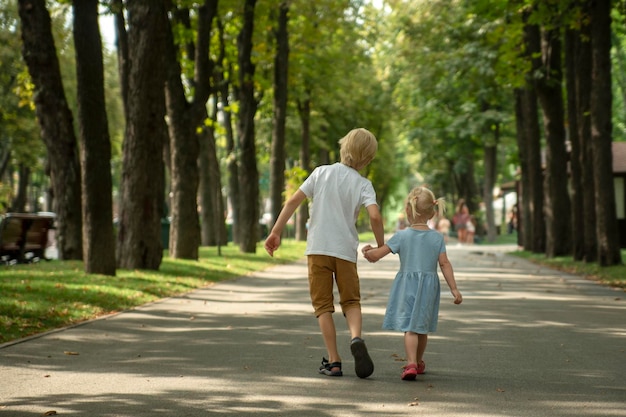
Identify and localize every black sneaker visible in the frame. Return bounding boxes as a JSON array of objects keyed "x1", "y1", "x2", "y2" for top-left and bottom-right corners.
[
  {"x1": 350, "y1": 337, "x2": 374, "y2": 378},
  {"x1": 319, "y1": 357, "x2": 343, "y2": 376}
]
